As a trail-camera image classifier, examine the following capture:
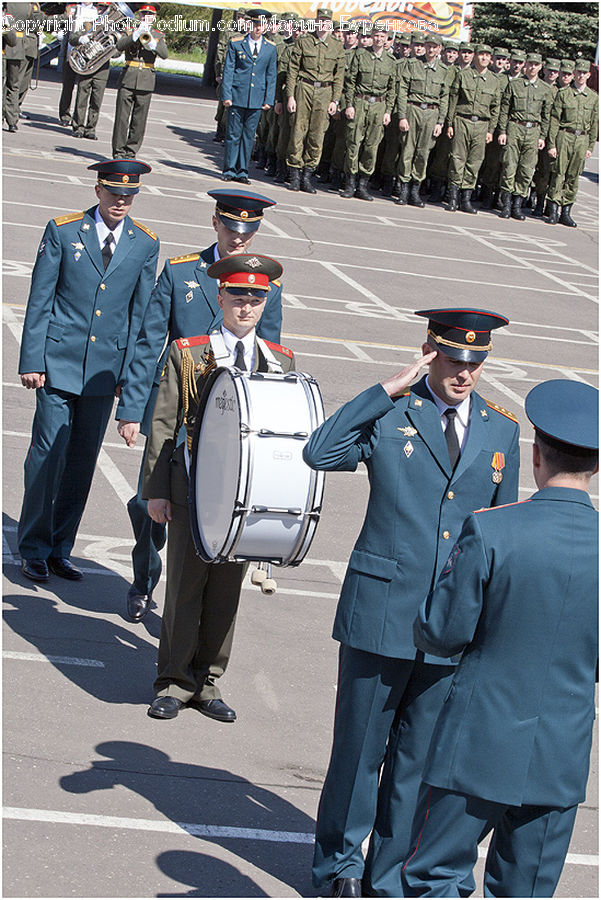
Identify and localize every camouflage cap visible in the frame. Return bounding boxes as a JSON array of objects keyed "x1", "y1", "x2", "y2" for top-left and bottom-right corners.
[
  {"x1": 332, "y1": 20, "x2": 342, "y2": 30},
  {"x1": 443, "y1": 40, "x2": 459, "y2": 51},
  {"x1": 575, "y1": 59, "x2": 592, "y2": 72},
  {"x1": 525, "y1": 52, "x2": 543, "y2": 64},
  {"x1": 544, "y1": 57, "x2": 561, "y2": 70},
  {"x1": 475, "y1": 44, "x2": 493, "y2": 54},
  {"x1": 315, "y1": 7, "x2": 333, "y2": 19},
  {"x1": 493, "y1": 47, "x2": 509, "y2": 57},
  {"x1": 560, "y1": 59, "x2": 575, "y2": 72},
  {"x1": 510, "y1": 48, "x2": 526, "y2": 61},
  {"x1": 396, "y1": 33, "x2": 411, "y2": 45},
  {"x1": 411, "y1": 31, "x2": 426, "y2": 44},
  {"x1": 459, "y1": 42, "x2": 474, "y2": 52},
  {"x1": 424, "y1": 32, "x2": 443, "y2": 46},
  {"x1": 371, "y1": 21, "x2": 388, "y2": 33}
]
